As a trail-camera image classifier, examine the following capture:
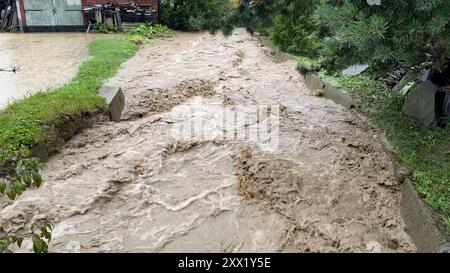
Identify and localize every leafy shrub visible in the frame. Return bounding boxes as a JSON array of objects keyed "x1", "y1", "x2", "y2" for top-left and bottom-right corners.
[
  {"x1": 128, "y1": 24, "x2": 174, "y2": 44},
  {"x1": 161, "y1": 0, "x2": 234, "y2": 32},
  {"x1": 92, "y1": 23, "x2": 119, "y2": 33}
]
